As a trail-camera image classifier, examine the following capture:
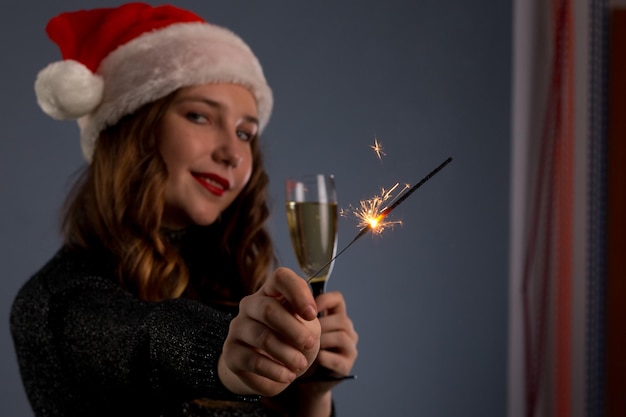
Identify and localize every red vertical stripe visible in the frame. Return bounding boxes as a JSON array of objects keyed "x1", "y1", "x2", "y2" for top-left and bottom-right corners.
[
  {"x1": 554, "y1": 0, "x2": 574, "y2": 414},
  {"x1": 522, "y1": 0, "x2": 574, "y2": 415},
  {"x1": 606, "y1": 8, "x2": 626, "y2": 417}
]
